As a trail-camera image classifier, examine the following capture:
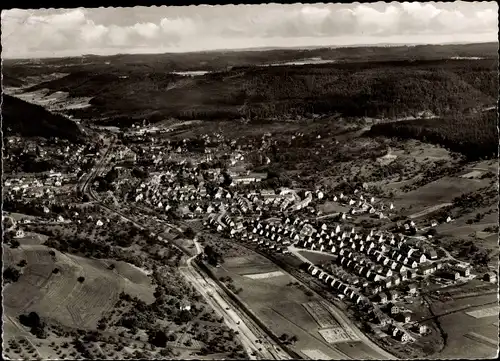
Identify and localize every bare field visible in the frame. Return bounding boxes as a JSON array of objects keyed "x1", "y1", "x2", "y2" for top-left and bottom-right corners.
[
  {"x1": 243, "y1": 271, "x2": 284, "y2": 279},
  {"x1": 319, "y1": 202, "x2": 349, "y2": 214},
  {"x1": 212, "y1": 253, "x2": 368, "y2": 360},
  {"x1": 335, "y1": 341, "x2": 381, "y2": 360},
  {"x1": 259, "y1": 307, "x2": 348, "y2": 360},
  {"x1": 222, "y1": 254, "x2": 274, "y2": 268},
  {"x1": 3, "y1": 244, "x2": 156, "y2": 330},
  {"x1": 17, "y1": 232, "x2": 49, "y2": 246},
  {"x1": 393, "y1": 141, "x2": 453, "y2": 163},
  {"x1": 103, "y1": 260, "x2": 152, "y2": 285},
  {"x1": 437, "y1": 221, "x2": 498, "y2": 239},
  {"x1": 271, "y1": 301, "x2": 319, "y2": 332},
  {"x1": 318, "y1": 327, "x2": 354, "y2": 343},
  {"x1": 301, "y1": 348, "x2": 332, "y2": 360},
  {"x1": 221, "y1": 255, "x2": 280, "y2": 276},
  {"x1": 466, "y1": 306, "x2": 499, "y2": 319}
]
